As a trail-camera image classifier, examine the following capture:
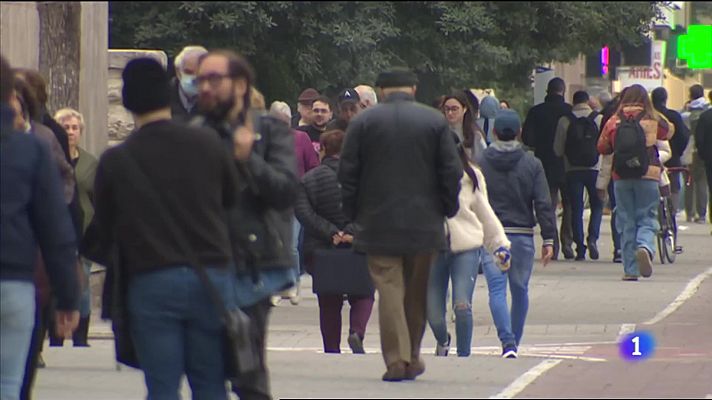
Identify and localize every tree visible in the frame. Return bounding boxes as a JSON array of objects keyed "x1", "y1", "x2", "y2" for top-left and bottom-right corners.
[
  {"x1": 109, "y1": 1, "x2": 667, "y2": 106},
  {"x1": 38, "y1": 1, "x2": 81, "y2": 114}
]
